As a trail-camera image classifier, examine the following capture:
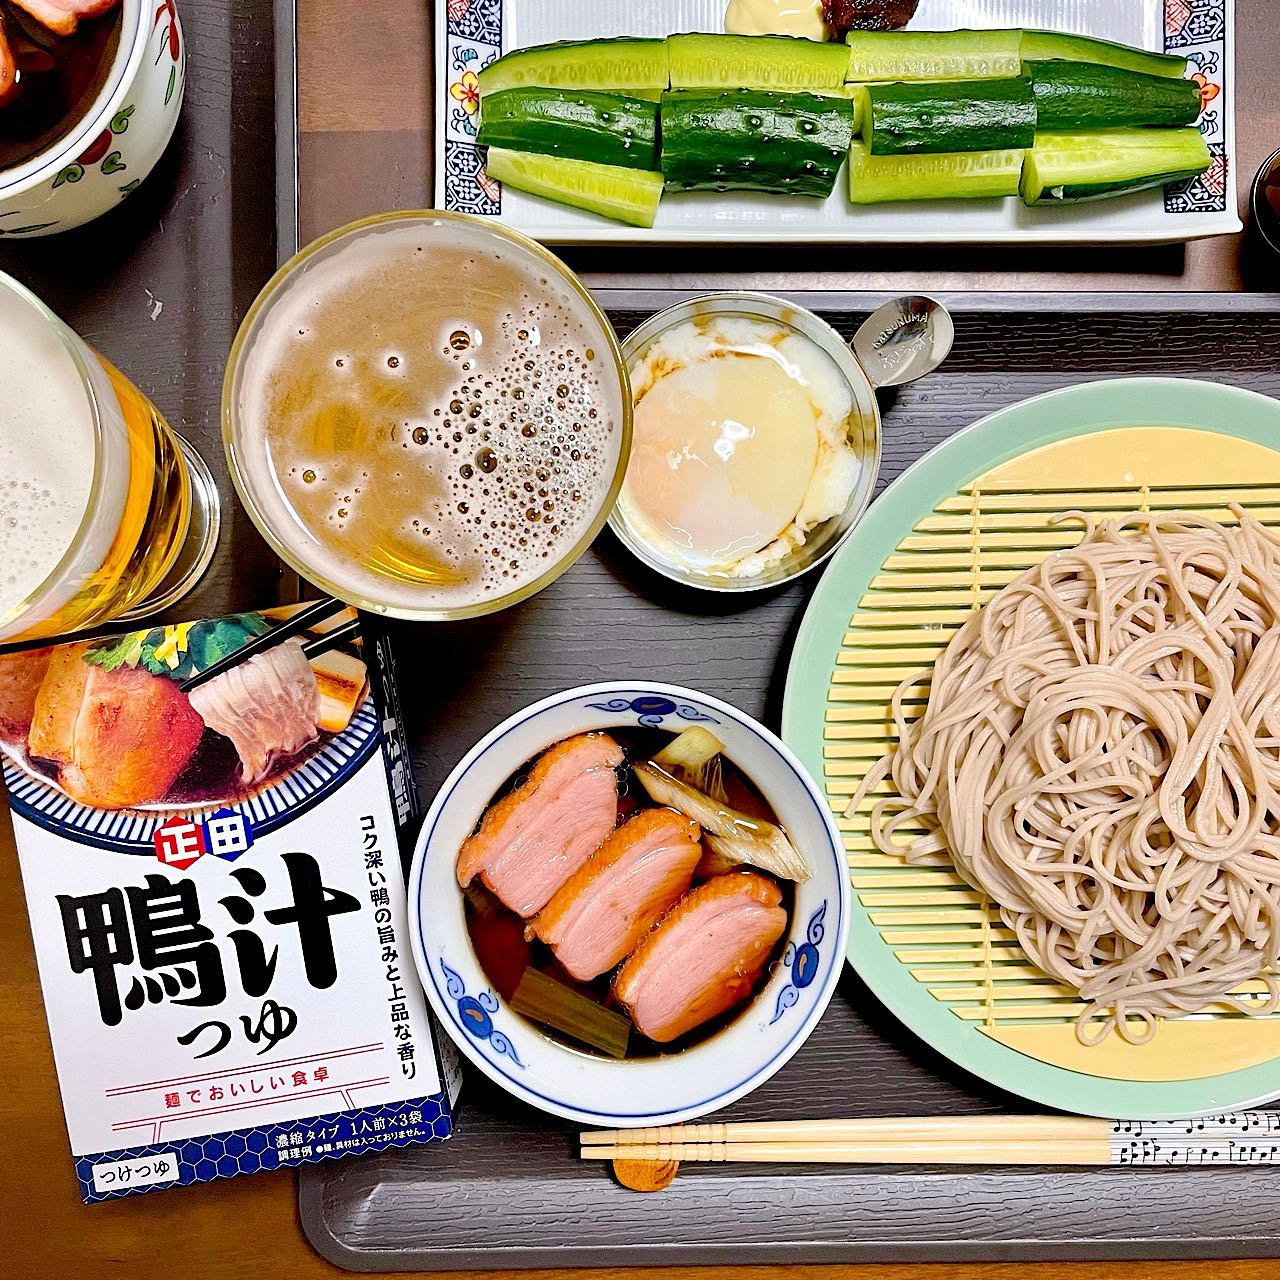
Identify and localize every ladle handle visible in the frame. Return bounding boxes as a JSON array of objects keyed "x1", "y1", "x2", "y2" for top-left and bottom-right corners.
[{"x1": 851, "y1": 295, "x2": 954, "y2": 390}]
